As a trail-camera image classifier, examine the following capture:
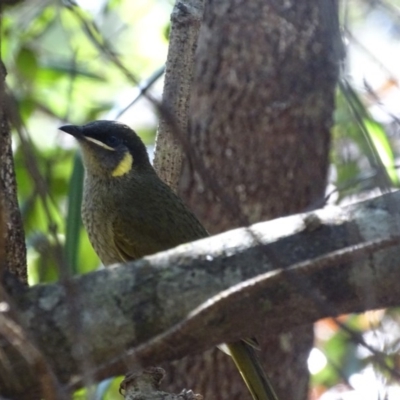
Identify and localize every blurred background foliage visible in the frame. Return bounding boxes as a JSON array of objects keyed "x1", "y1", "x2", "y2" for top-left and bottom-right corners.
[{"x1": 2, "y1": 0, "x2": 400, "y2": 399}]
